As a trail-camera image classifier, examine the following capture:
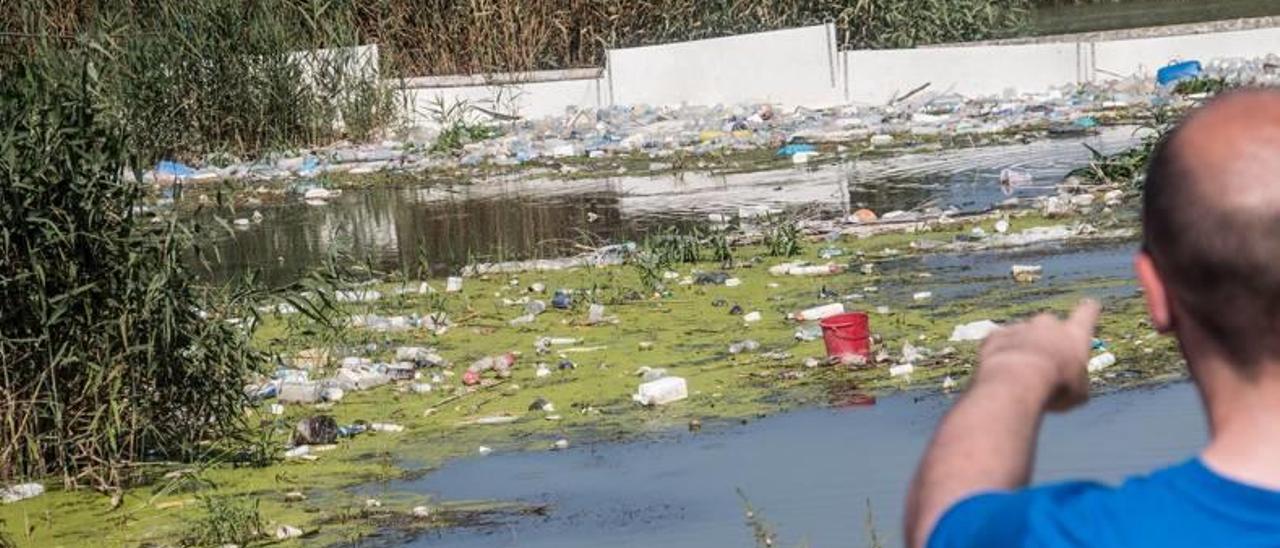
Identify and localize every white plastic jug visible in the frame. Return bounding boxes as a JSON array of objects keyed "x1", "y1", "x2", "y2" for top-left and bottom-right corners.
[{"x1": 633, "y1": 377, "x2": 688, "y2": 406}]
